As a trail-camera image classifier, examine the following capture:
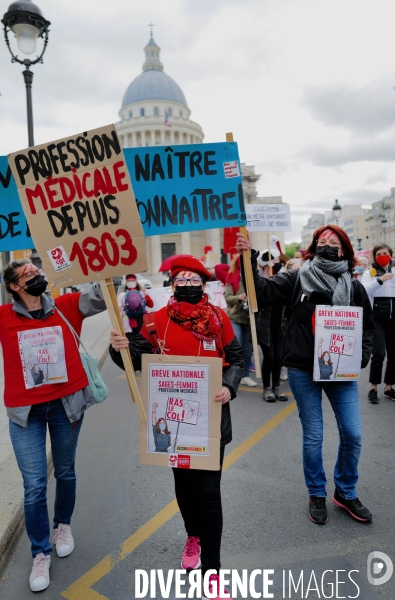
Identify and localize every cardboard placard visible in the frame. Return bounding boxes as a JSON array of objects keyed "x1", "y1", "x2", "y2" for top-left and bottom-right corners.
[
  {"x1": 7, "y1": 124, "x2": 147, "y2": 289},
  {"x1": 124, "y1": 143, "x2": 246, "y2": 236},
  {"x1": 245, "y1": 203, "x2": 292, "y2": 232},
  {"x1": 313, "y1": 305, "x2": 363, "y2": 381},
  {"x1": 140, "y1": 354, "x2": 222, "y2": 470}
]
